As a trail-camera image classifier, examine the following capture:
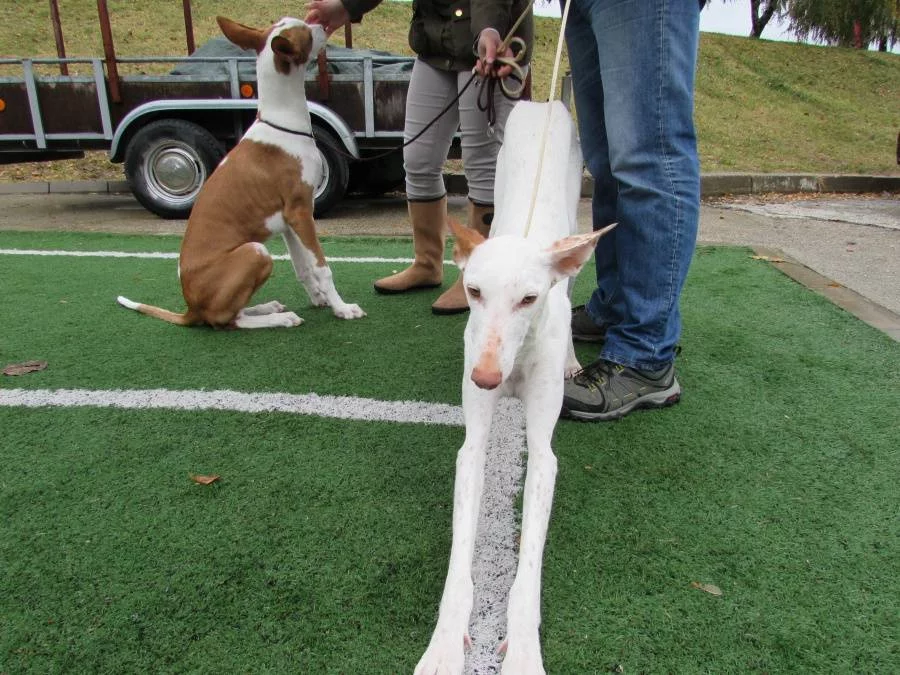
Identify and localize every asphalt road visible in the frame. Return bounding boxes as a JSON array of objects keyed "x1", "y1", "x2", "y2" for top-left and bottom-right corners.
[{"x1": 1, "y1": 190, "x2": 897, "y2": 337}]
